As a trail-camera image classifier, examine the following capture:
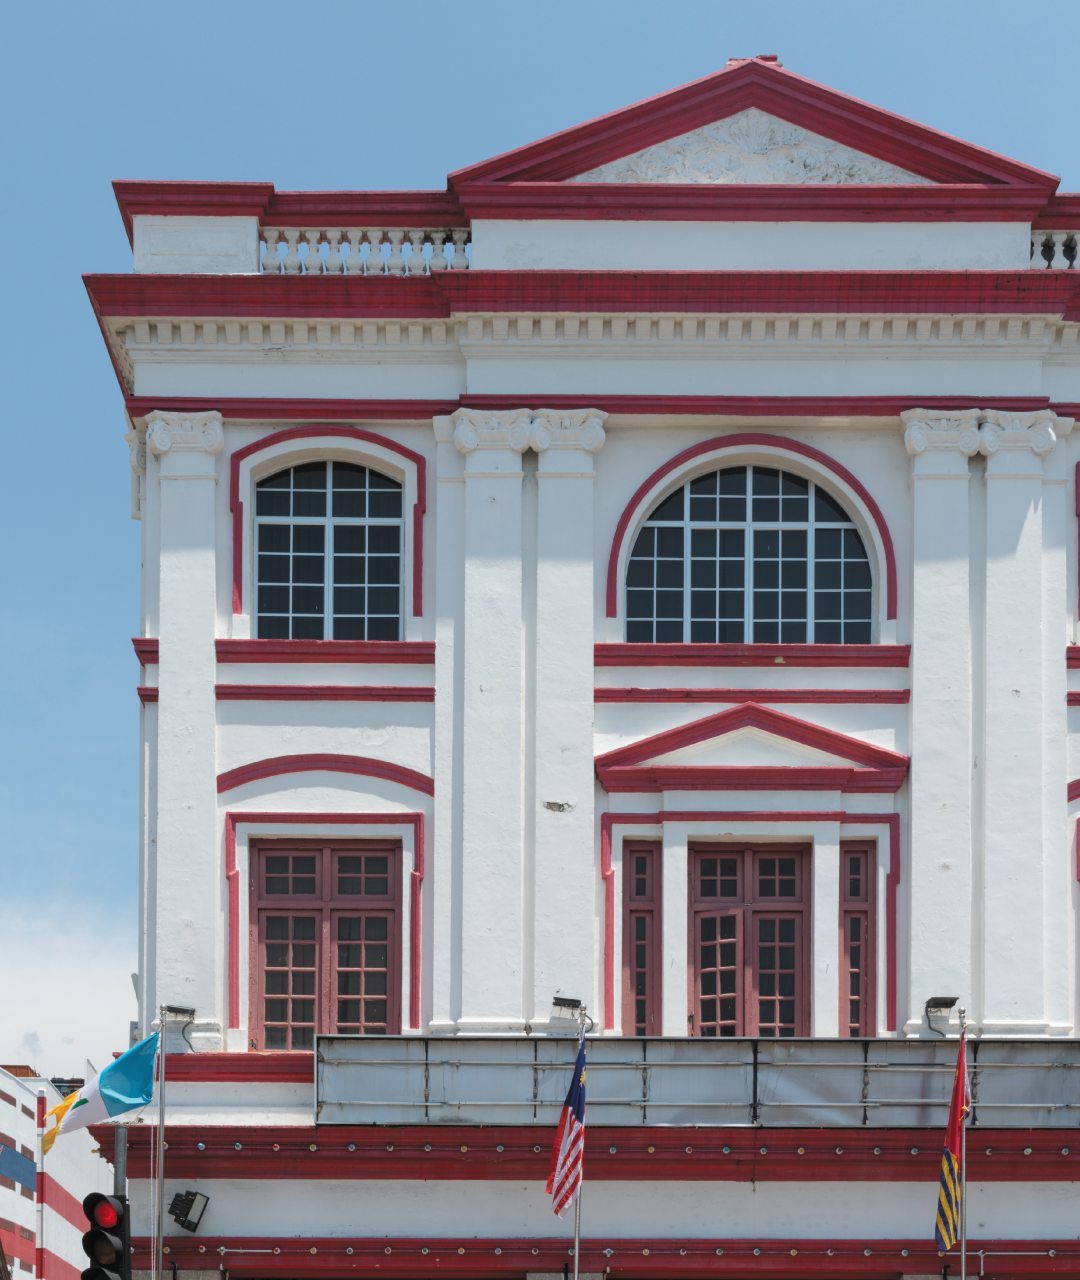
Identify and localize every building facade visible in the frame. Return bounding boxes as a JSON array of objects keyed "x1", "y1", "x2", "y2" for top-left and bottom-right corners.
[{"x1": 87, "y1": 55, "x2": 1080, "y2": 1280}]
